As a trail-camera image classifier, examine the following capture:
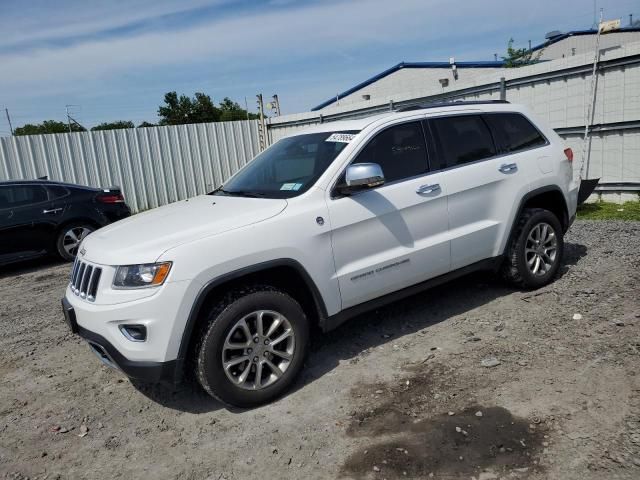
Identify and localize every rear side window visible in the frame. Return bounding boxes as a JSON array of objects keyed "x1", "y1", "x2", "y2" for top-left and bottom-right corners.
[
  {"x1": 428, "y1": 115, "x2": 496, "y2": 170},
  {"x1": 484, "y1": 113, "x2": 547, "y2": 153},
  {"x1": 0, "y1": 185, "x2": 48, "y2": 208},
  {"x1": 47, "y1": 185, "x2": 70, "y2": 199},
  {"x1": 353, "y1": 121, "x2": 427, "y2": 183}
]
